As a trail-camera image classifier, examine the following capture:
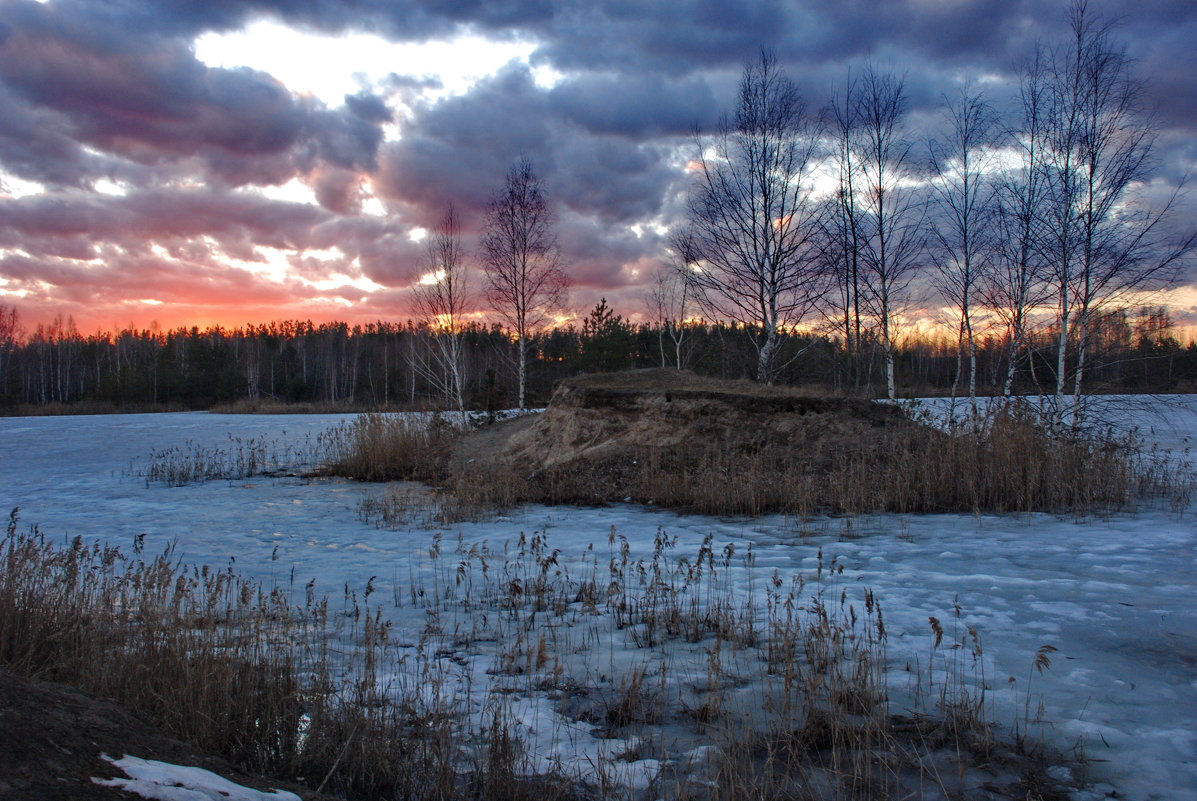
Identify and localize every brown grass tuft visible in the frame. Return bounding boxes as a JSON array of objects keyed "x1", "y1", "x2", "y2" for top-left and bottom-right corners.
[{"x1": 319, "y1": 412, "x2": 460, "y2": 482}]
